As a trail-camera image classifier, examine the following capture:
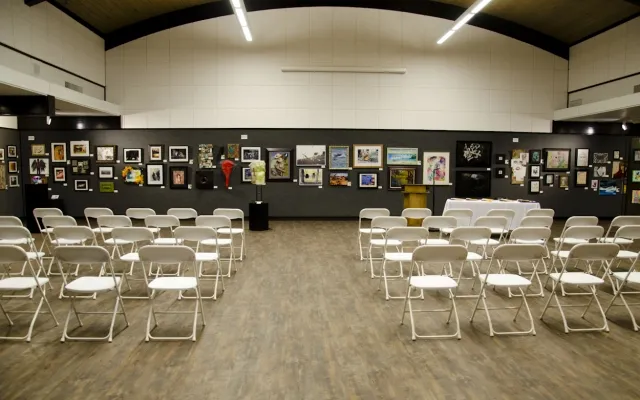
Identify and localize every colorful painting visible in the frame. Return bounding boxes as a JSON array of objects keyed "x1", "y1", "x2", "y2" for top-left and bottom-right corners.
[
  {"x1": 358, "y1": 173, "x2": 378, "y2": 189},
  {"x1": 599, "y1": 179, "x2": 618, "y2": 196},
  {"x1": 528, "y1": 149, "x2": 542, "y2": 165},
  {"x1": 198, "y1": 144, "x2": 215, "y2": 169},
  {"x1": 612, "y1": 161, "x2": 626, "y2": 179},
  {"x1": 242, "y1": 167, "x2": 252, "y2": 183},
  {"x1": 456, "y1": 141, "x2": 492, "y2": 168},
  {"x1": 328, "y1": 146, "x2": 350, "y2": 170},
  {"x1": 0, "y1": 163, "x2": 5, "y2": 190},
  {"x1": 386, "y1": 148, "x2": 419, "y2": 165},
  {"x1": 54, "y1": 167, "x2": 66, "y2": 182},
  {"x1": 388, "y1": 167, "x2": 416, "y2": 190},
  {"x1": 296, "y1": 145, "x2": 327, "y2": 167},
  {"x1": 51, "y1": 143, "x2": 67, "y2": 162},
  {"x1": 149, "y1": 145, "x2": 163, "y2": 161},
  {"x1": 353, "y1": 145, "x2": 383, "y2": 168},
  {"x1": 576, "y1": 148, "x2": 589, "y2": 167},
  {"x1": 70, "y1": 141, "x2": 90, "y2": 157},
  {"x1": 423, "y1": 152, "x2": 450, "y2": 185},
  {"x1": 121, "y1": 165, "x2": 144, "y2": 185},
  {"x1": 329, "y1": 172, "x2": 349, "y2": 186},
  {"x1": 266, "y1": 148, "x2": 293, "y2": 181},
  {"x1": 633, "y1": 170, "x2": 640, "y2": 183},
  {"x1": 29, "y1": 158, "x2": 49, "y2": 176},
  {"x1": 632, "y1": 190, "x2": 640, "y2": 204},
  {"x1": 543, "y1": 148, "x2": 571, "y2": 171},
  {"x1": 227, "y1": 143, "x2": 240, "y2": 159},
  {"x1": 99, "y1": 182, "x2": 115, "y2": 193}
]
